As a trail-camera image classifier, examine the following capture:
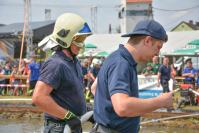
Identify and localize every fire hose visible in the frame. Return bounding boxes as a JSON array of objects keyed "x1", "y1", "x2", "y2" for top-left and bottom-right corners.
[
  {"x1": 189, "y1": 89, "x2": 199, "y2": 96},
  {"x1": 141, "y1": 86, "x2": 199, "y2": 125},
  {"x1": 141, "y1": 113, "x2": 199, "y2": 125}
]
